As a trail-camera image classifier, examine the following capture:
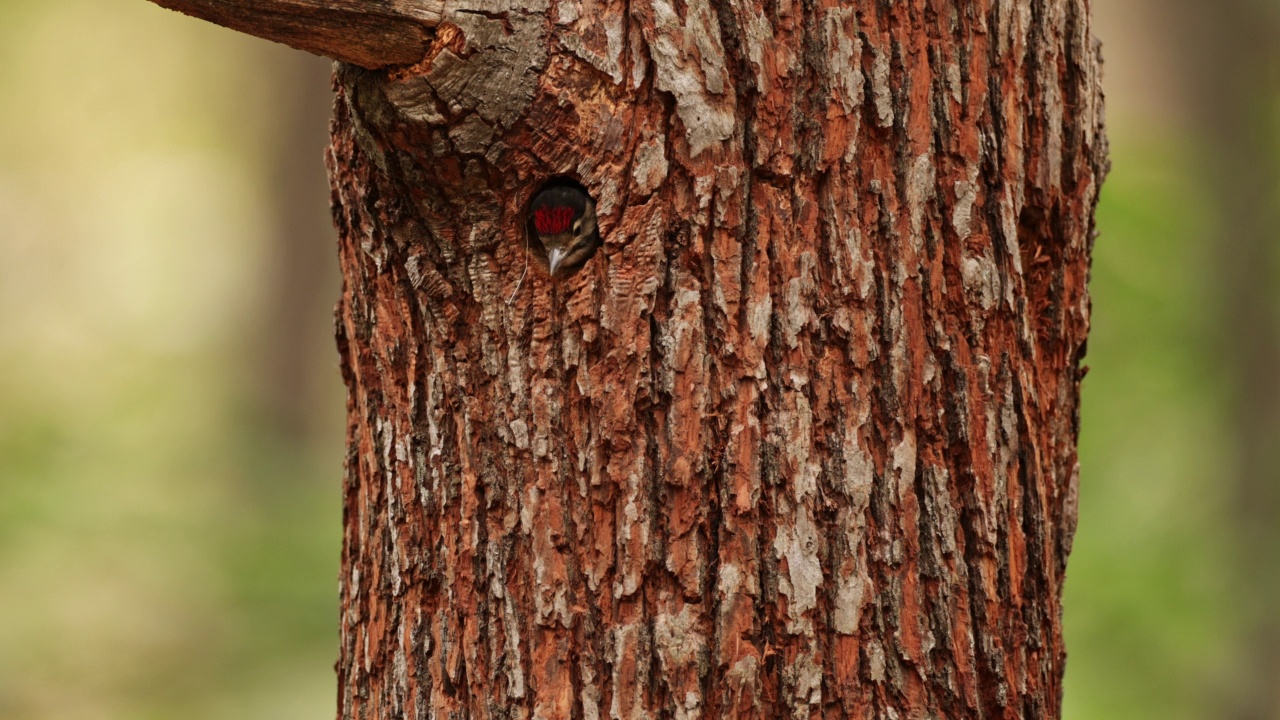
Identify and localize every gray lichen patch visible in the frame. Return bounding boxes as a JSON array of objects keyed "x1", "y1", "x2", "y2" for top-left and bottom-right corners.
[
  {"x1": 632, "y1": 134, "x2": 669, "y2": 195},
  {"x1": 773, "y1": 508, "x2": 823, "y2": 634},
  {"x1": 781, "y1": 650, "x2": 823, "y2": 714},
  {"x1": 906, "y1": 153, "x2": 937, "y2": 251},
  {"x1": 654, "y1": 604, "x2": 709, "y2": 676},
  {"x1": 647, "y1": 0, "x2": 736, "y2": 157},
  {"x1": 823, "y1": 9, "x2": 863, "y2": 112},
  {"x1": 833, "y1": 567, "x2": 868, "y2": 635},
  {"x1": 951, "y1": 170, "x2": 979, "y2": 240},
  {"x1": 891, "y1": 429, "x2": 917, "y2": 506},
  {"x1": 870, "y1": 45, "x2": 894, "y2": 128},
  {"x1": 608, "y1": 621, "x2": 653, "y2": 720},
  {"x1": 961, "y1": 248, "x2": 1000, "y2": 313},
  {"x1": 839, "y1": 429, "x2": 874, "y2": 505},
  {"x1": 739, "y1": 7, "x2": 775, "y2": 92}
]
